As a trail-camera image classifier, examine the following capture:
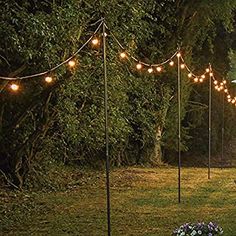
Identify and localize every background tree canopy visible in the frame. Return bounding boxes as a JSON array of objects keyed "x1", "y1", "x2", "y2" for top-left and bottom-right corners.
[{"x1": 0, "y1": 0, "x2": 236, "y2": 188}]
